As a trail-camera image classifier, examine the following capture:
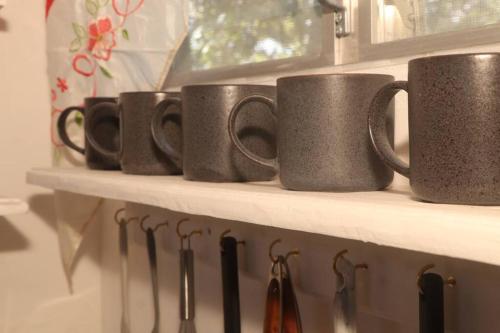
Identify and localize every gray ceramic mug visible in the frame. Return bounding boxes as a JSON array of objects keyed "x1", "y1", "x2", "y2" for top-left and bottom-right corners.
[
  {"x1": 229, "y1": 74, "x2": 395, "y2": 191},
  {"x1": 368, "y1": 53, "x2": 500, "y2": 205},
  {"x1": 57, "y1": 97, "x2": 120, "y2": 170},
  {"x1": 151, "y1": 84, "x2": 277, "y2": 182},
  {"x1": 86, "y1": 91, "x2": 182, "y2": 175}
]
